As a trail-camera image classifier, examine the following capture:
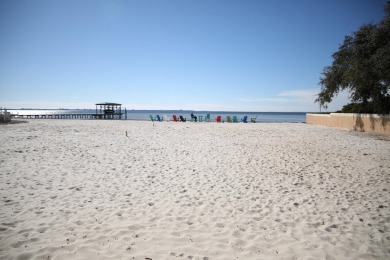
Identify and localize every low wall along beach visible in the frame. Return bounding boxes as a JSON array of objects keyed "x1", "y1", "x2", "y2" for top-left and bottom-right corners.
[{"x1": 306, "y1": 113, "x2": 390, "y2": 136}]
